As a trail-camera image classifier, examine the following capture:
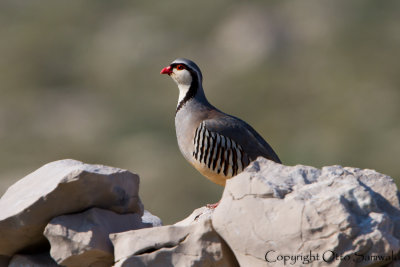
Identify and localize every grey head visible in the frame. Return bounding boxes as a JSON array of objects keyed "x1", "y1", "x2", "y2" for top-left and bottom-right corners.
[
  {"x1": 171, "y1": 58, "x2": 203, "y2": 82},
  {"x1": 161, "y1": 58, "x2": 208, "y2": 112}
]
